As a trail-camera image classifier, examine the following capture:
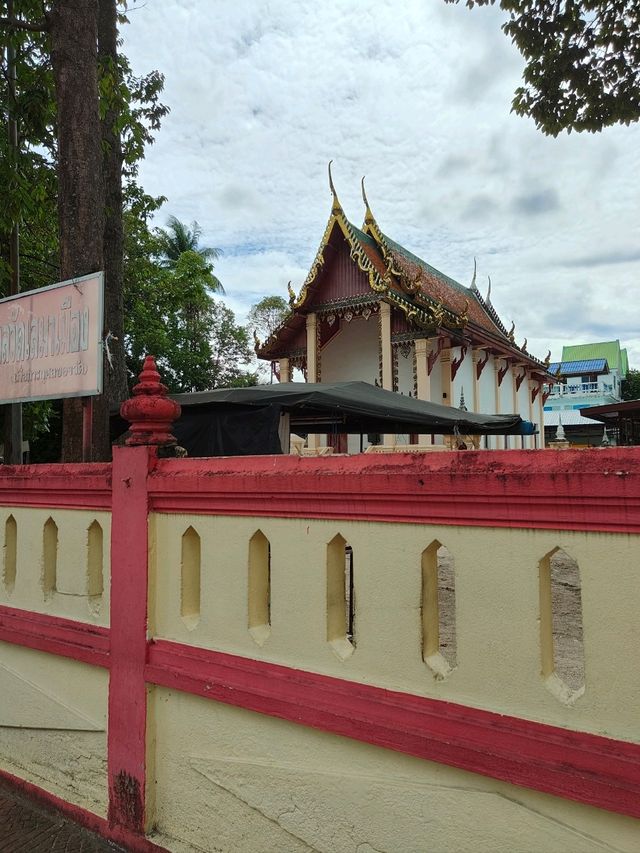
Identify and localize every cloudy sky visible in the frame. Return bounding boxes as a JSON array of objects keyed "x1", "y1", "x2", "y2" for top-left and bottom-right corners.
[{"x1": 121, "y1": 0, "x2": 640, "y2": 367}]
